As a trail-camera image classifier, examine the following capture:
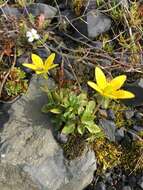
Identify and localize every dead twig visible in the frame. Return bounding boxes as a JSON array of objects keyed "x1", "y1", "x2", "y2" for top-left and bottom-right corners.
[{"x1": 0, "y1": 48, "x2": 16, "y2": 98}]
